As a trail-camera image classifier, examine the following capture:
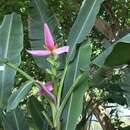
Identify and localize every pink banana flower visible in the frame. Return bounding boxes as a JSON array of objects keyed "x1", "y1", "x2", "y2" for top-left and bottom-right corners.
[
  {"x1": 27, "y1": 23, "x2": 69, "y2": 56},
  {"x1": 36, "y1": 81, "x2": 56, "y2": 102}
]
